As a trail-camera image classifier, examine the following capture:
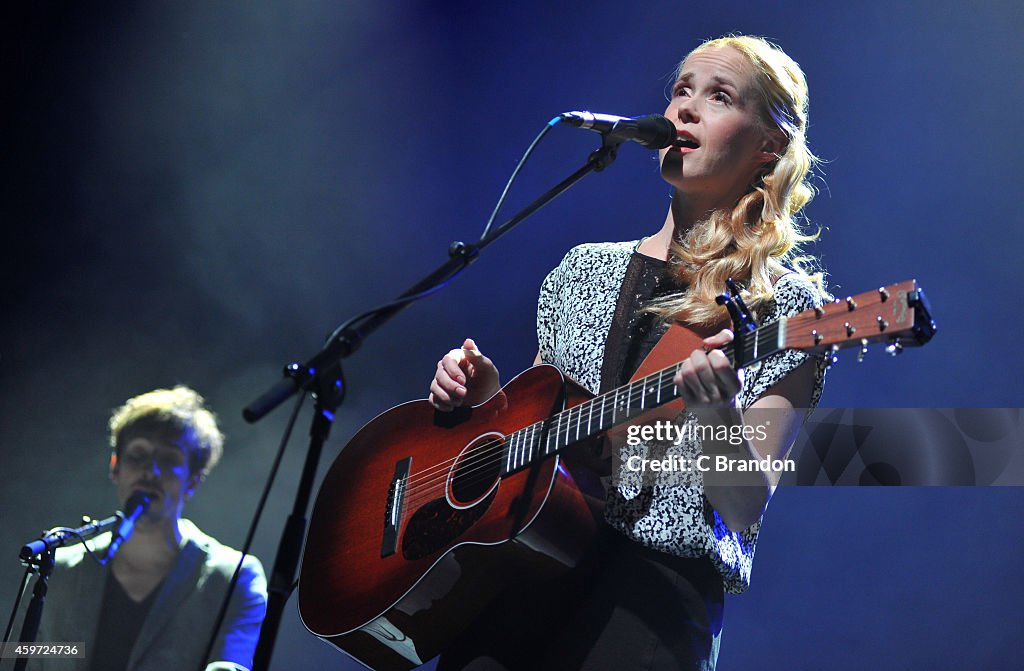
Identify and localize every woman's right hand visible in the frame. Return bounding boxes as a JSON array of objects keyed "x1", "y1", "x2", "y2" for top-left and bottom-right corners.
[{"x1": 428, "y1": 338, "x2": 501, "y2": 411}]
